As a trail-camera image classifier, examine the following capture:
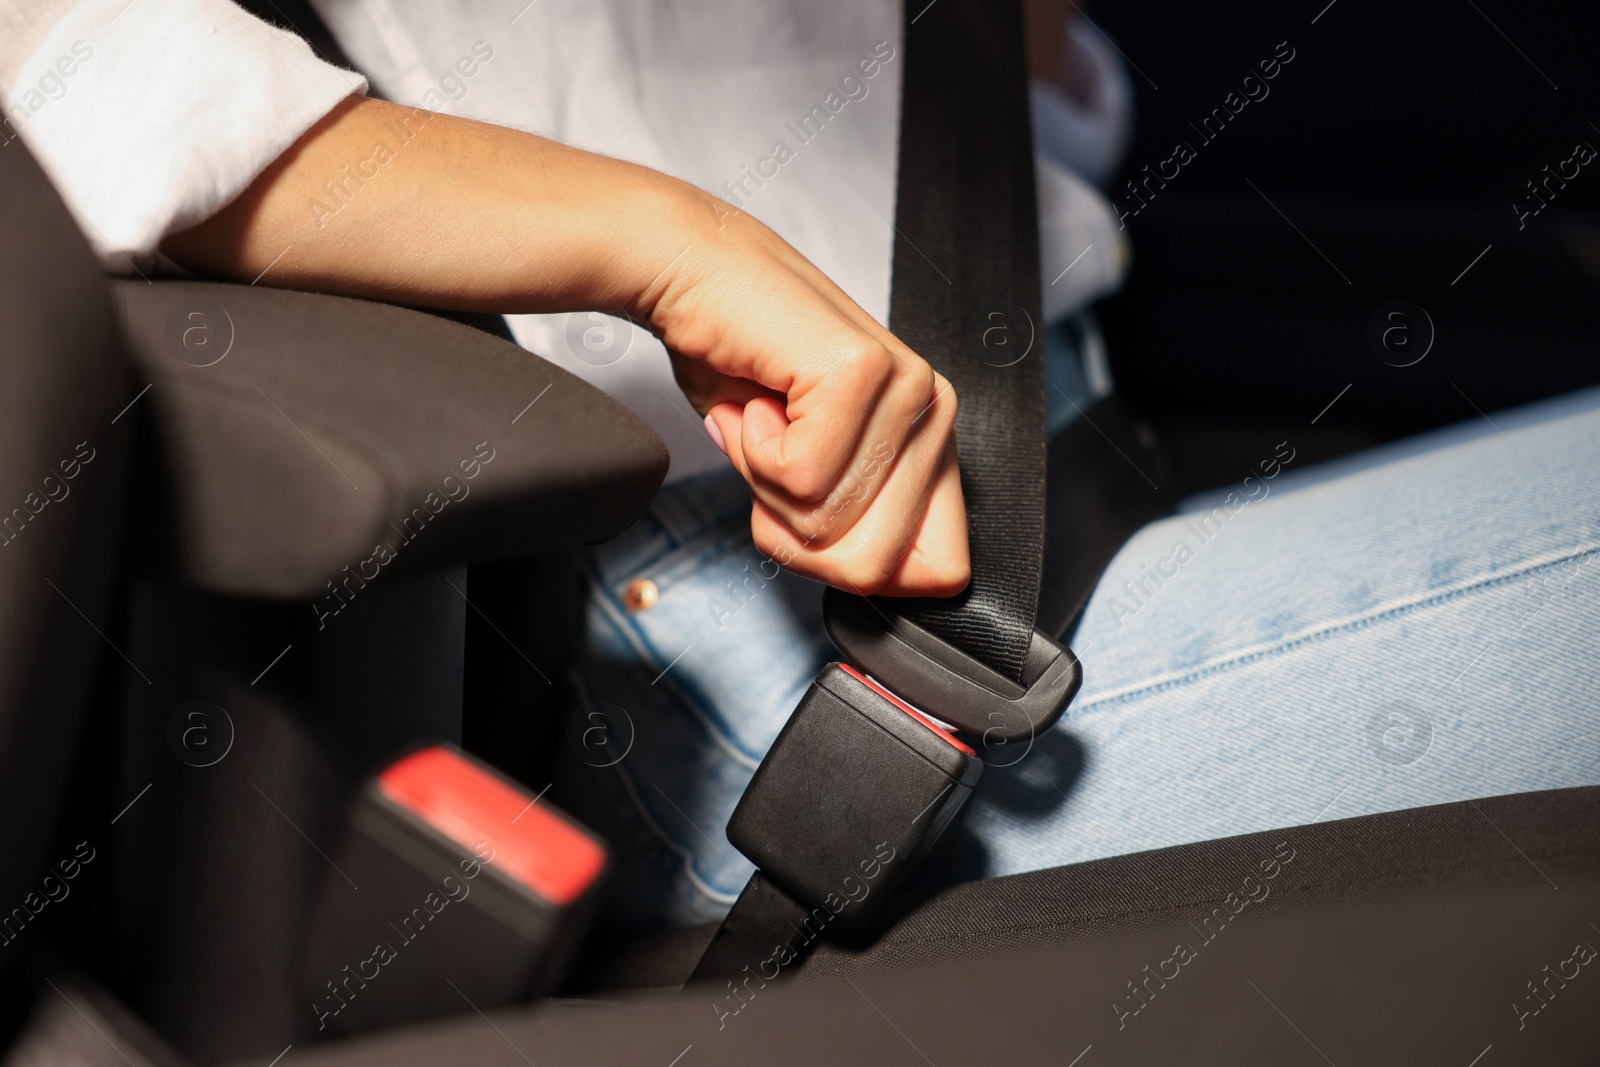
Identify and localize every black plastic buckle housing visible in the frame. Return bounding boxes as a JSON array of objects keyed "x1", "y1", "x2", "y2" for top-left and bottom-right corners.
[
  {"x1": 726, "y1": 663, "x2": 983, "y2": 926},
  {"x1": 301, "y1": 744, "x2": 607, "y2": 1034},
  {"x1": 822, "y1": 588, "x2": 1082, "y2": 745},
  {"x1": 720, "y1": 598, "x2": 1081, "y2": 933}
]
